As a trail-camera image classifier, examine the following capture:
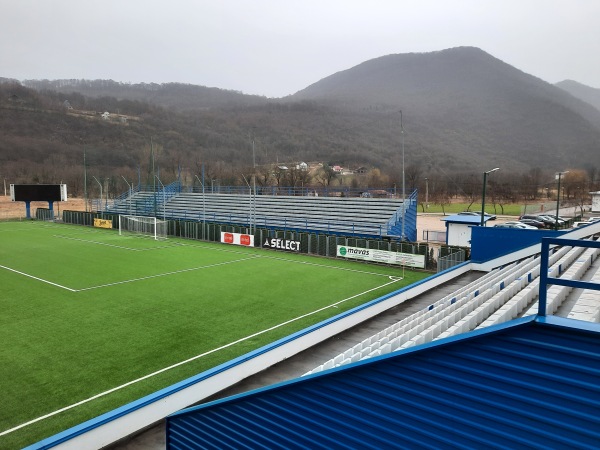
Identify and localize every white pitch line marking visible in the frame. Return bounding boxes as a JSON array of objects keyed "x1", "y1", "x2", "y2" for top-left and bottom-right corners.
[
  {"x1": 52, "y1": 235, "x2": 178, "y2": 251},
  {"x1": 76, "y1": 256, "x2": 260, "y2": 291},
  {"x1": 0, "y1": 265, "x2": 76, "y2": 292},
  {"x1": 0, "y1": 277, "x2": 401, "y2": 437}
]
